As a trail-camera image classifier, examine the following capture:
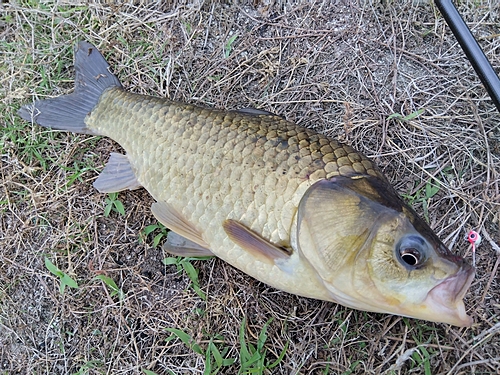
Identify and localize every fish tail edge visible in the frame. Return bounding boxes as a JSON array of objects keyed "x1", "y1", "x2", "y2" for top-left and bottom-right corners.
[{"x1": 18, "y1": 41, "x2": 122, "y2": 135}]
